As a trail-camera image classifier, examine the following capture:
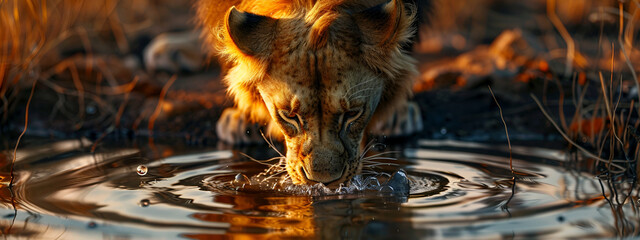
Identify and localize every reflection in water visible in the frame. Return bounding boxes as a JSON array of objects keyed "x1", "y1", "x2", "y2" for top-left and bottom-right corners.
[{"x1": 0, "y1": 137, "x2": 638, "y2": 238}]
